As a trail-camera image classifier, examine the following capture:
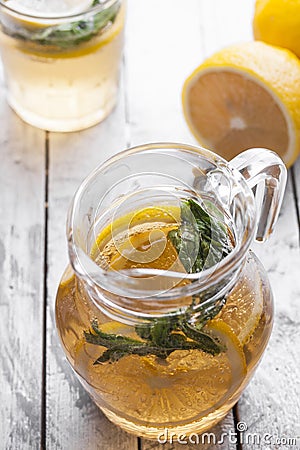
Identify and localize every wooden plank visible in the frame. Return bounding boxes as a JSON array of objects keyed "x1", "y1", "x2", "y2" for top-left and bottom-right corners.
[
  {"x1": 124, "y1": 0, "x2": 201, "y2": 146},
  {"x1": 45, "y1": 73, "x2": 137, "y2": 448},
  {"x1": 237, "y1": 174, "x2": 300, "y2": 449},
  {"x1": 125, "y1": 1, "x2": 254, "y2": 448},
  {"x1": 125, "y1": 1, "x2": 256, "y2": 449},
  {"x1": 199, "y1": 2, "x2": 300, "y2": 447},
  {"x1": 199, "y1": 1, "x2": 300, "y2": 447},
  {"x1": 127, "y1": 1, "x2": 300, "y2": 448},
  {"x1": 200, "y1": 0, "x2": 254, "y2": 58},
  {"x1": 292, "y1": 158, "x2": 300, "y2": 243},
  {"x1": 0, "y1": 83, "x2": 46, "y2": 447},
  {"x1": 46, "y1": 0, "x2": 300, "y2": 449},
  {"x1": 45, "y1": 0, "x2": 237, "y2": 446}
]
